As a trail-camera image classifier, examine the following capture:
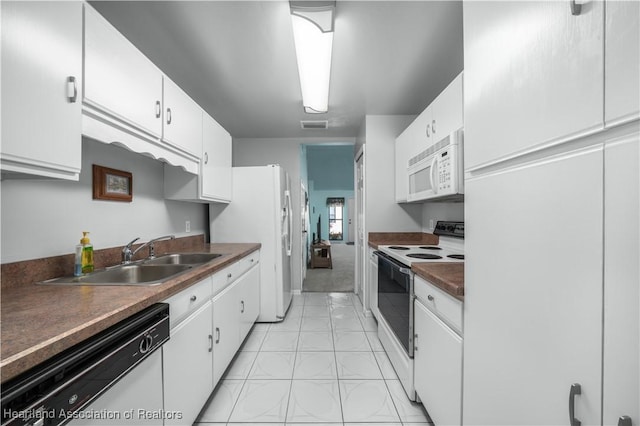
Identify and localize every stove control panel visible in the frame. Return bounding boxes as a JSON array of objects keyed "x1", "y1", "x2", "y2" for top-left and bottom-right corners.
[{"x1": 434, "y1": 221, "x2": 464, "y2": 238}]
